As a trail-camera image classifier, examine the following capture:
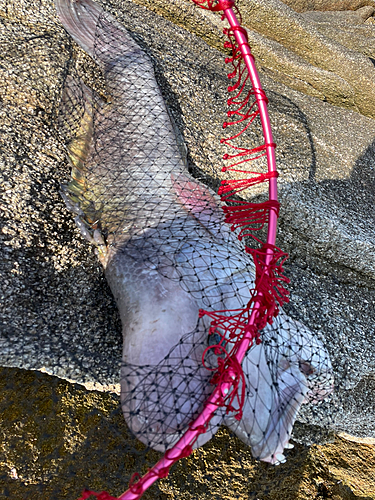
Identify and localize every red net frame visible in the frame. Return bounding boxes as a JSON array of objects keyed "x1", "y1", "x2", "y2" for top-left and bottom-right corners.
[{"x1": 79, "y1": 1, "x2": 289, "y2": 498}]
